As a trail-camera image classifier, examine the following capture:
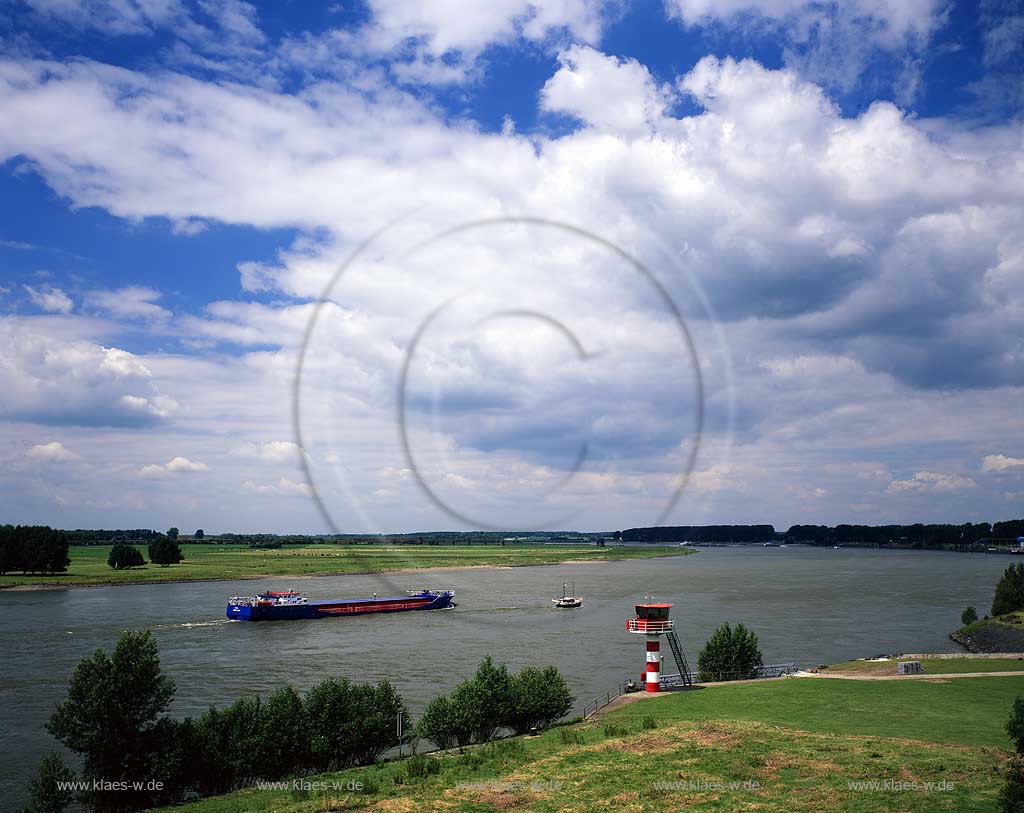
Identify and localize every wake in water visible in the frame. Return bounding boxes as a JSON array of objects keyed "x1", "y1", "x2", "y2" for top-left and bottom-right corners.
[{"x1": 154, "y1": 620, "x2": 234, "y2": 630}]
